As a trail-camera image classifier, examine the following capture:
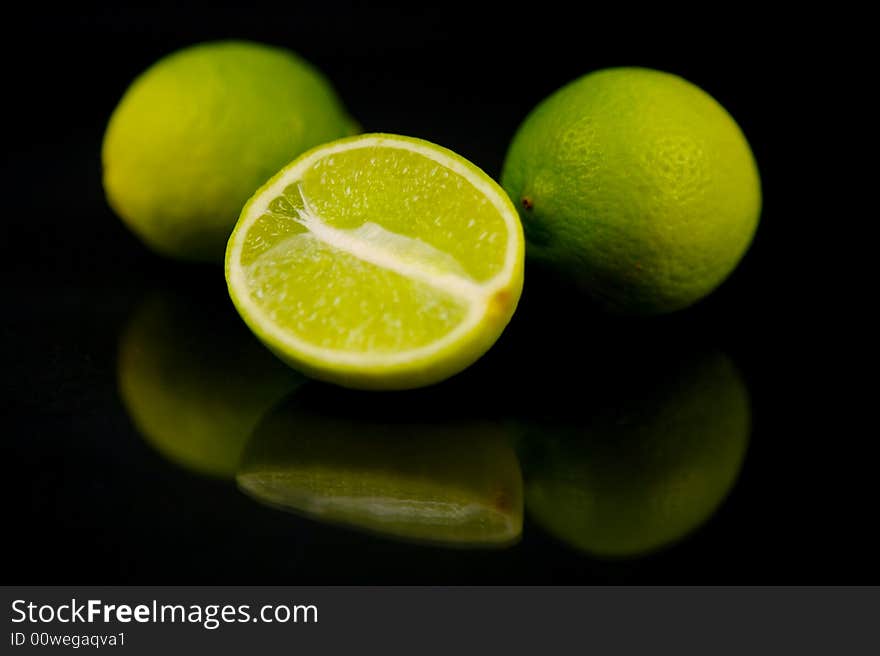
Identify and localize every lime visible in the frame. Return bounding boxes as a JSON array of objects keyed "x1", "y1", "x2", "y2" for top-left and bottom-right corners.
[
  {"x1": 502, "y1": 67, "x2": 761, "y2": 314},
  {"x1": 522, "y1": 350, "x2": 750, "y2": 558},
  {"x1": 226, "y1": 133, "x2": 525, "y2": 390},
  {"x1": 102, "y1": 40, "x2": 356, "y2": 262},
  {"x1": 118, "y1": 287, "x2": 303, "y2": 478},
  {"x1": 237, "y1": 387, "x2": 522, "y2": 547}
]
